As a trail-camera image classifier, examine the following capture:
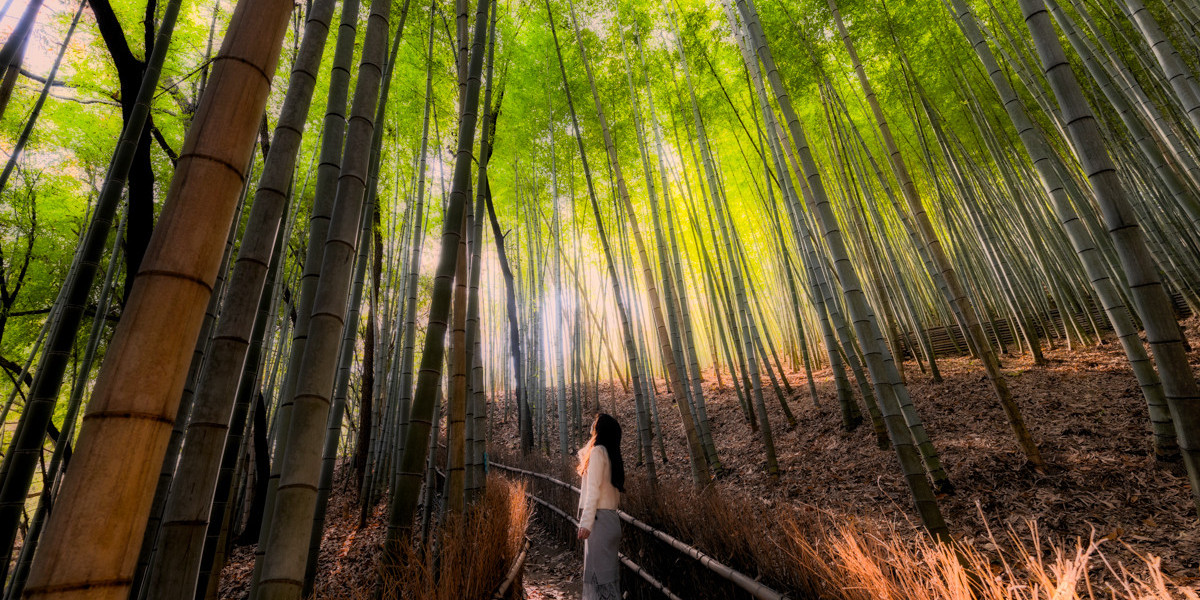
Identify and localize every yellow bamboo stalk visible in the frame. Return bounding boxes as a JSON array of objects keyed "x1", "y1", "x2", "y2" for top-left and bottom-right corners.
[{"x1": 21, "y1": 1, "x2": 293, "y2": 597}]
